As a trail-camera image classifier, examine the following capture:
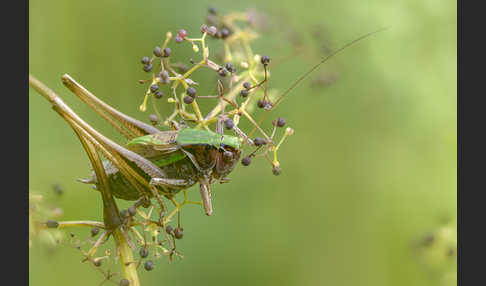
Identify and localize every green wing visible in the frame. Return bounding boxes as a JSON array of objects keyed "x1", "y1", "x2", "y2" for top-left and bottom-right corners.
[{"x1": 126, "y1": 130, "x2": 187, "y2": 167}]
